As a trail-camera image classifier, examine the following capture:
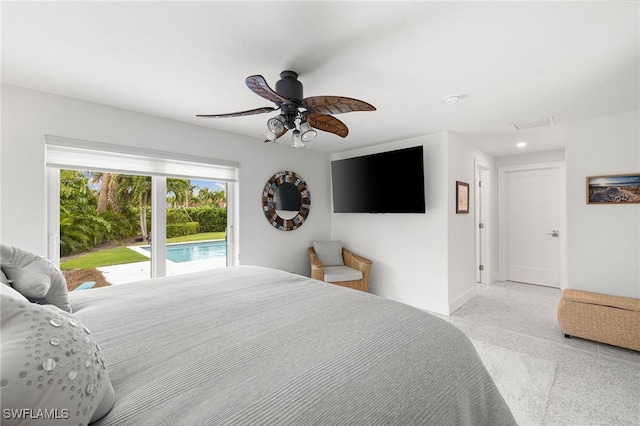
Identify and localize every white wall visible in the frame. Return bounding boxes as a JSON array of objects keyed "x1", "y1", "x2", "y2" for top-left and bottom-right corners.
[
  {"x1": 330, "y1": 133, "x2": 493, "y2": 315},
  {"x1": 330, "y1": 134, "x2": 449, "y2": 313},
  {"x1": 8, "y1": 84, "x2": 636, "y2": 310},
  {"x1": 566, "y1": 111, "x2": 640, "y2": 298},
  {"x1": 0, "y1": 84, "x2": 332, "y2": 276},
  {"x1": 495, "y1": 149, "x2": 566, "y2": 168},
  {"x1": 446, "y1": 133, "x2": 495, "y2": 311}
]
